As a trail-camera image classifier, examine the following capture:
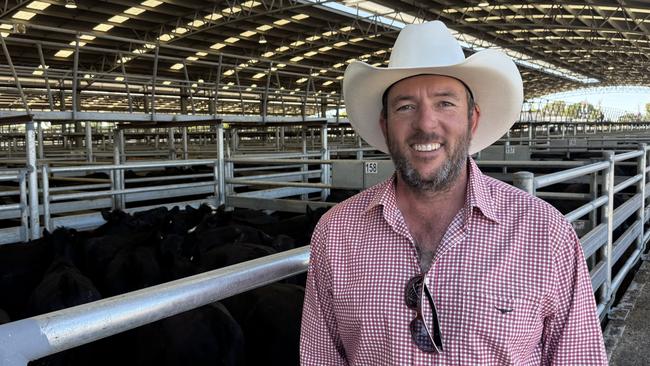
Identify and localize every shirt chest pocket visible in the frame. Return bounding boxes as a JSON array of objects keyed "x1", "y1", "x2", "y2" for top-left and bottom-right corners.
[{"x1": 460, "y1": 292, "x2": 544, "y2": 355}]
